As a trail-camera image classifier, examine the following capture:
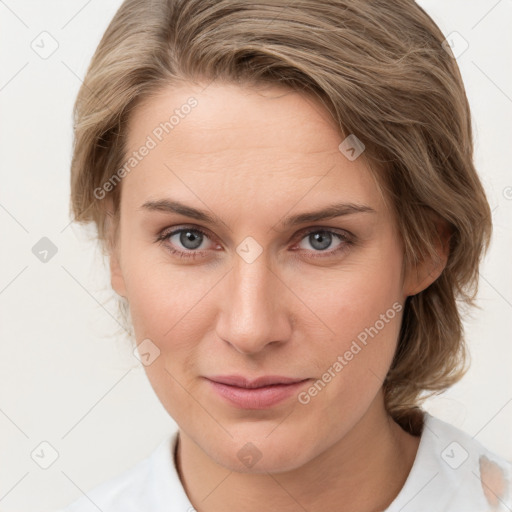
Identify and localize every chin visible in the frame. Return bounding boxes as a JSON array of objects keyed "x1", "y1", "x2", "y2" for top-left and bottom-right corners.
[{"x1": 204, "y1": 430, "x2": 318, "y2": 474}]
